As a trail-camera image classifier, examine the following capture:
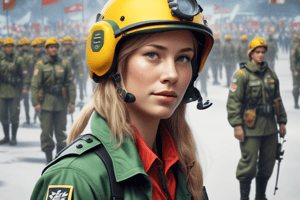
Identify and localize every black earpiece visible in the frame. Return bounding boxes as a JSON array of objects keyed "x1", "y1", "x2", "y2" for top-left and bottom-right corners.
[{"x1": 111, "y1": 74, "x2": 136, "y2": 103}]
